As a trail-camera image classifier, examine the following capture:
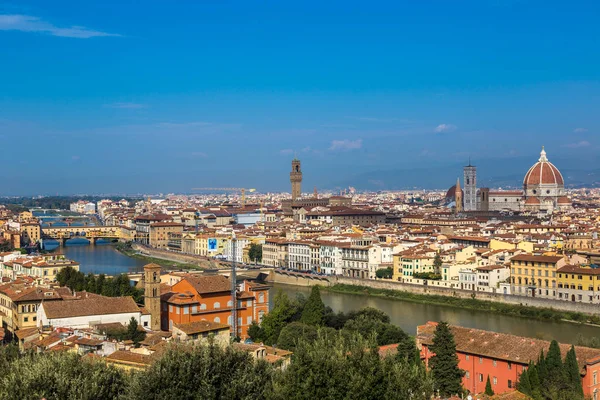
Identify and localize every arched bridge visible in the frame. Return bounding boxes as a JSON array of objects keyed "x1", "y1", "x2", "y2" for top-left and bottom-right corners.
[{"x1": 41, "y1": 225, "x2": 123, "y2": 245}]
